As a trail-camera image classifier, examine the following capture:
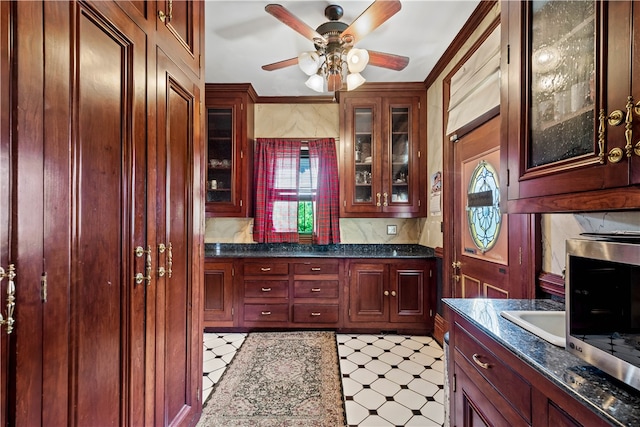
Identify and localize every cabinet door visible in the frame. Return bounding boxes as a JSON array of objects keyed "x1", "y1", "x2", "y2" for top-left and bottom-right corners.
[
  {"x1": 348, "y1": 262, "x2": 388, "y2": 322},
  {"x1": 154, "y1": 47, "x2": 201, "y2": 426},
  {"x1": 156, "y1": 0, "x2": 201, "y2": 78},
  {"x1": 342, "y1": 97, "x2": 383, "y2": 215},
  {"x1": 389, "y1": 262, "x2": 429, "y2": 323},
  {"x1": 383, "y1": 97, "x2": 423, "y2": 216},
  {"x1": 502, "y1": 1, "x2": 640, "y2": 211},
  {"x1": 205, "y1": 88, "x2": 253, "y2": 217},
  {"x1": 204, "y1": 261, "x2": 234, "y2": 326},
  {"x1": 453, "y1": 364, "x2": 513, "y2": 427}
]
